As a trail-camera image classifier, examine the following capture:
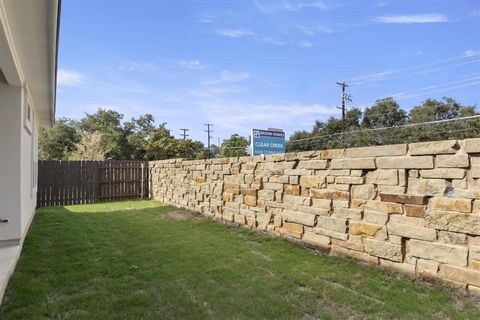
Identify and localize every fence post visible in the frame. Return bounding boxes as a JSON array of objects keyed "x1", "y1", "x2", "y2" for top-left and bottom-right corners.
[{"x1": 141, "y1": 163, "x2": 144, "y2": 199}]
